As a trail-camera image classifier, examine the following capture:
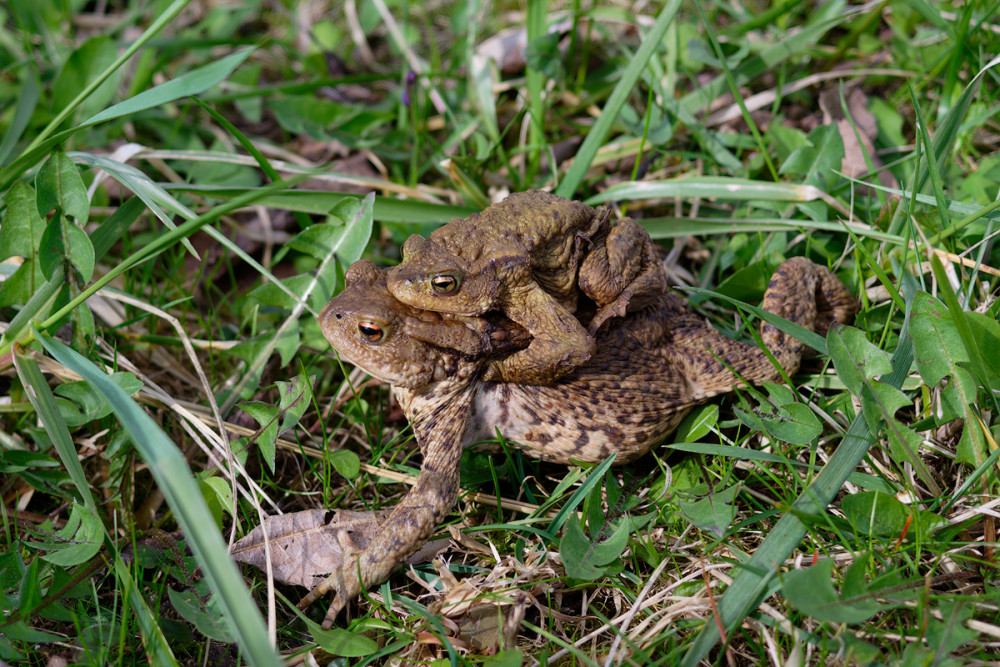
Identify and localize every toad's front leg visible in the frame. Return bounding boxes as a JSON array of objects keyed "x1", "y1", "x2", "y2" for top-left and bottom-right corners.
[{"x1": 297, "y1": 440, "x2": 464, "y2": 628}]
